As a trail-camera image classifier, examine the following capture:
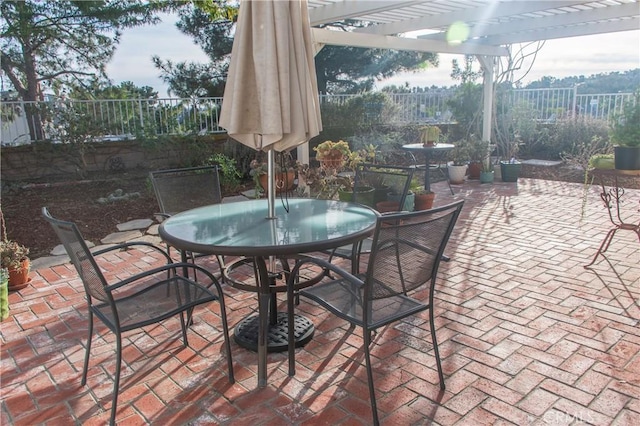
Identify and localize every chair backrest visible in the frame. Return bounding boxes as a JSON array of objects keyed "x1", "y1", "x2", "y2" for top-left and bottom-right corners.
[
  {"x1": 149, "y1": 165, "x2": 222, "y2": 215},
  {"x1": 42, "y1": 207, "x2": 111, "y2": 304},
  {"x1": 364, "y1": 201, "x2": 463, "y2": 301},
  {"x1": 353, "y1": 163, "x2": 414, "y2": 211}
]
